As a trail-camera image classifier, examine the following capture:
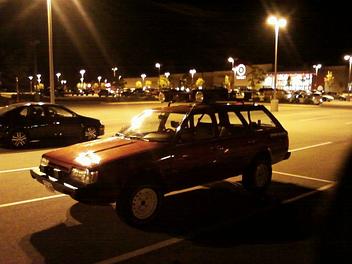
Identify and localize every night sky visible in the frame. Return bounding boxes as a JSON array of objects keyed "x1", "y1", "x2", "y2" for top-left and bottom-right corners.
[{"x1": 0, "y1": 0, "x2": 350, "y2": 85}]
